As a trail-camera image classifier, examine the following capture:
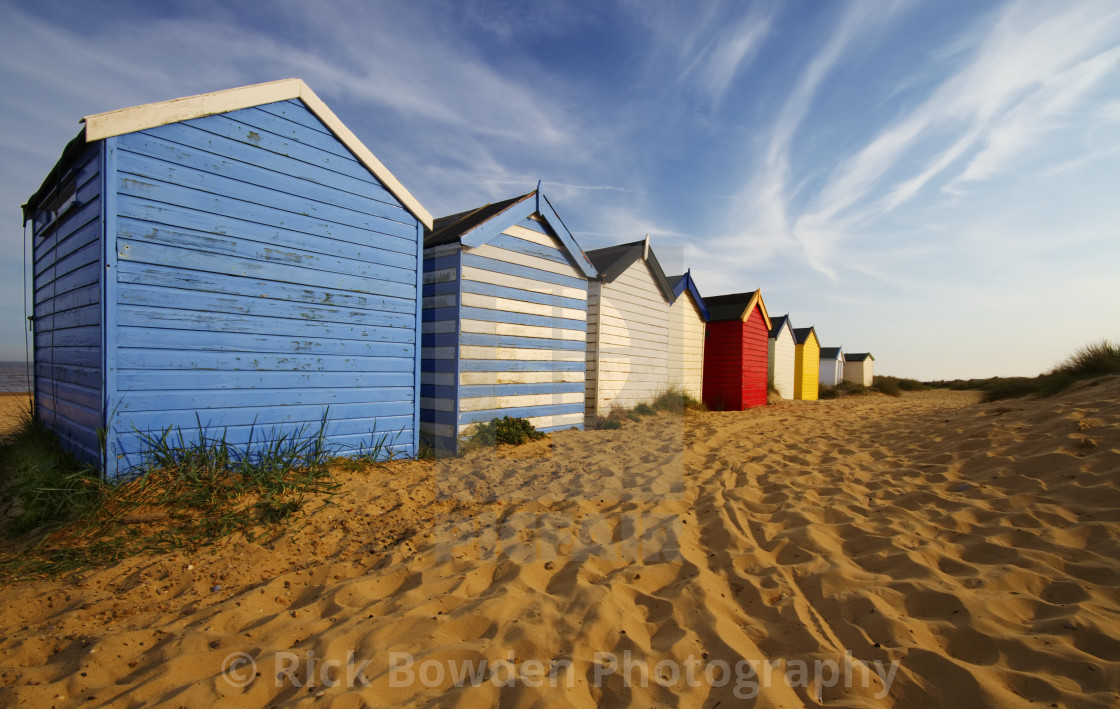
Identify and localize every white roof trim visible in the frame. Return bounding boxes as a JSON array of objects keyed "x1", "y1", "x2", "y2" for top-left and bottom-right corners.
[{"x1": 81, "y1": 78, "x2": 433, "y2": 229}]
